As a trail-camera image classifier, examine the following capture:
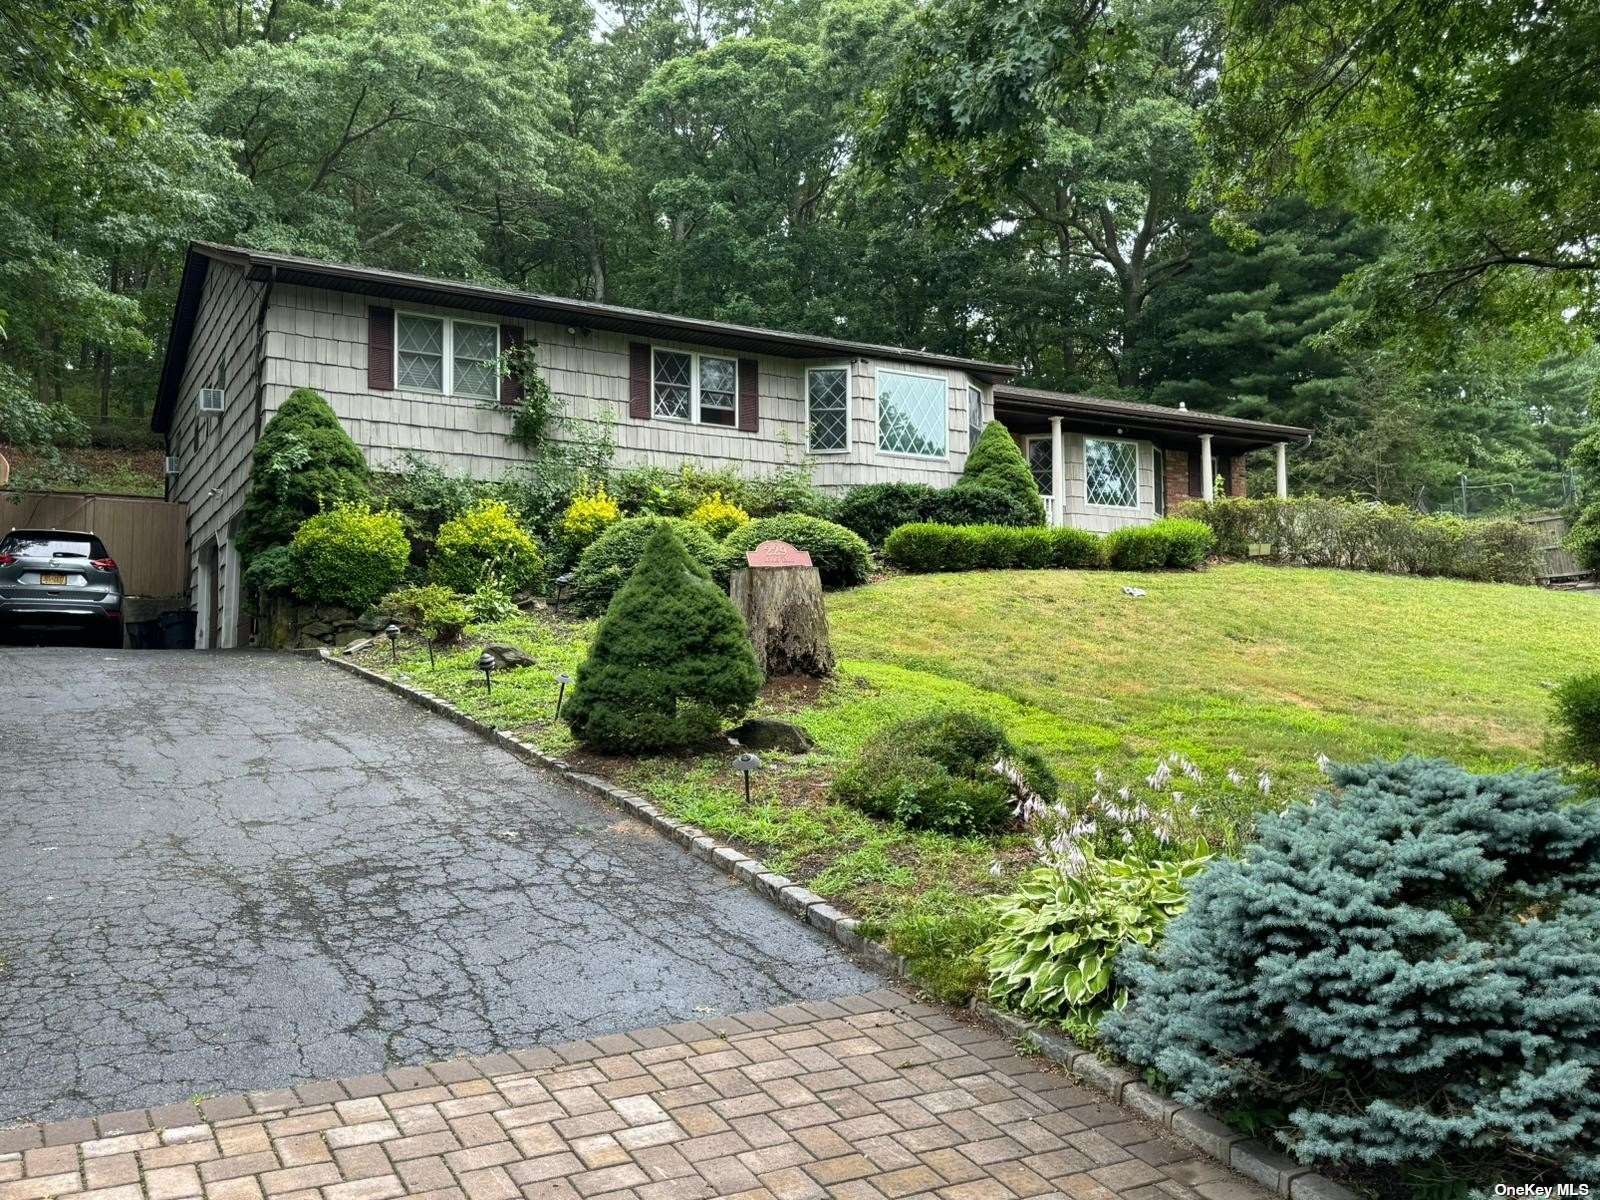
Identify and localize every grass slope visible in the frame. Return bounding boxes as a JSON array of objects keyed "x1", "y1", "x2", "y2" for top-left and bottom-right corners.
[
  {"x1": 354, "y1": 563, "x2": 1600, "y2": 999},
  {"x1": 825, "y1": 563, "x2": 1600, "y2": 792}
]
